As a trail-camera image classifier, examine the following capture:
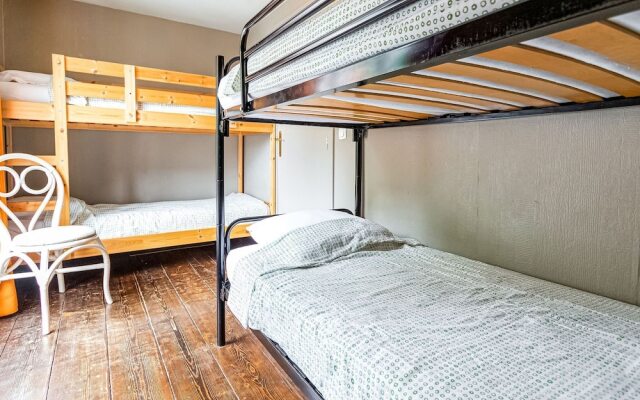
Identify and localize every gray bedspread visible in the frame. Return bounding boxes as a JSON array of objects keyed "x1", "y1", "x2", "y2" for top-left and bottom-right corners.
[{"x1": 228, "y1": 218, "x2": 640, "y2": 400}]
